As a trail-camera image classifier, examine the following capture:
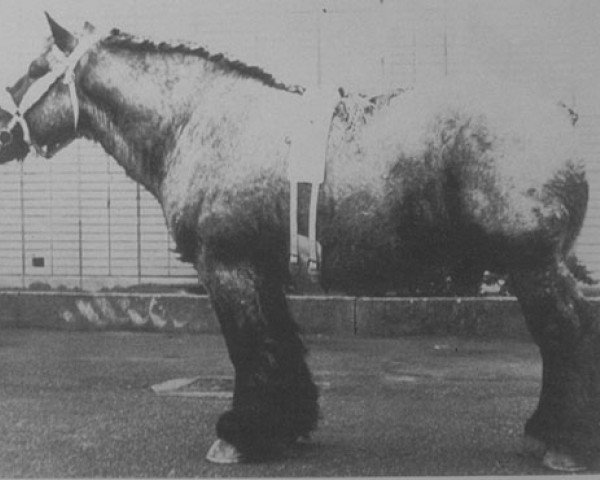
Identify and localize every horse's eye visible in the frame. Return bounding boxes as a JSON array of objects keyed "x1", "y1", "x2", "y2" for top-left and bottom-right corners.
[{"x1": 28, "y1": 58, "x2": 50, "y2": 79}]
